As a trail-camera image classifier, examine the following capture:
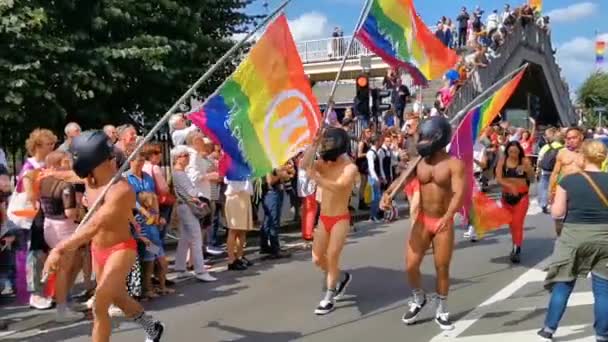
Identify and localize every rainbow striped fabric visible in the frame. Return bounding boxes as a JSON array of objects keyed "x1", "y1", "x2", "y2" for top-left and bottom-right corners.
[
  {"x1": 448, "y1": 68, "x2": 525, "y2": 236},
  {"x1": 355, "y1": 0, "x2": 459, "y2": 85},
  {"x1": 189, "y1": 15, "x2": 322, "y2": 180},
  {"x1": 529, "y1": 0, "x2": 543, "y2": 12},
  {"x1": 596, "y1": 40, "x2": 605, "y2": 65}
]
